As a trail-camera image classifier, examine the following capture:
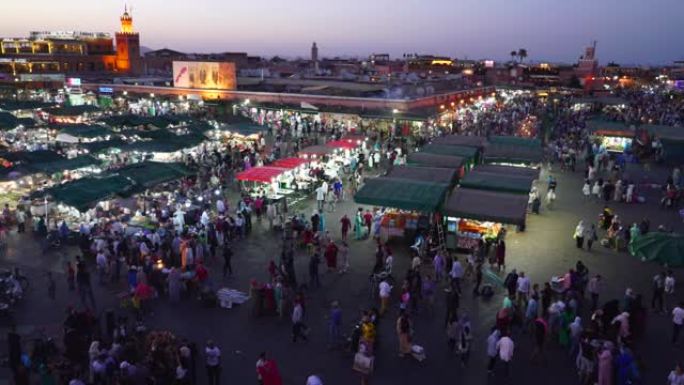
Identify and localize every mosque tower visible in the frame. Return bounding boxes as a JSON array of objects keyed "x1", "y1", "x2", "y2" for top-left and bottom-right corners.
[{"x1": 115, "y1": 5, "x2": 142, "y2": 74}]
